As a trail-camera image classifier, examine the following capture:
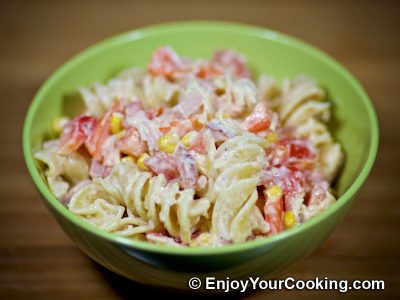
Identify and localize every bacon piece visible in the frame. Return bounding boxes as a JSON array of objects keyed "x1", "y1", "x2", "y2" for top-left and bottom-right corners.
[
  {"x1": 175, "y1": 145, "x2": 198, "y2": 189},
  {"x1": 145, "y1": 152, "x2": 179, "y2": 180}
]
